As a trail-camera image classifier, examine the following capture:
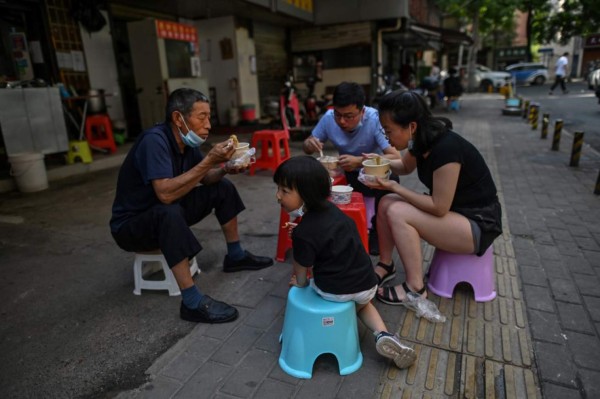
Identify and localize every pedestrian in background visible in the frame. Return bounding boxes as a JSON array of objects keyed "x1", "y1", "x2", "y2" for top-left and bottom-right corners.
[{"x1": 549, "y1": 52, "x2": 569, "y2": 95}]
